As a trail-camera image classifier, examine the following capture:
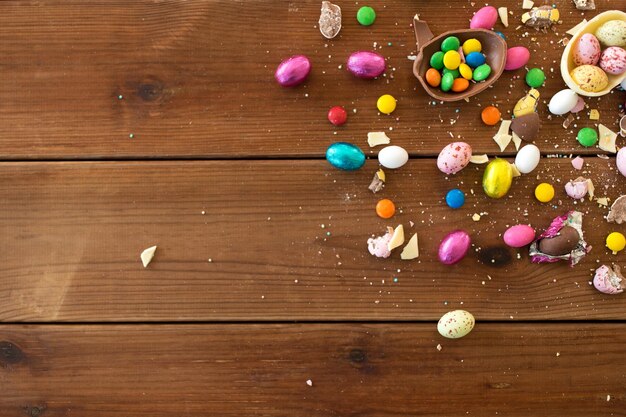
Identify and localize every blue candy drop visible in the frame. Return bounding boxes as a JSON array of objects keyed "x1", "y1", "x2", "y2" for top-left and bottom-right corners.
[
  {"x1": 465, "y1": 52, "x2": 486, "y2": 68},
  {"x1": 445, "y1": 189, "x2": 465, "y2": 209}
]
